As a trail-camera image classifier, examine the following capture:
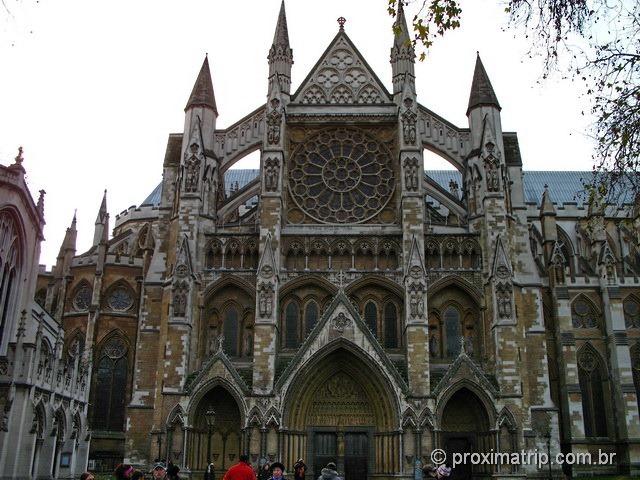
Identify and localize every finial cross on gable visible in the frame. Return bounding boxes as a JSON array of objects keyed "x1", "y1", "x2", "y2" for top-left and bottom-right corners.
[
  {"x1": 337, "y1": 17, "x2": 346, "y2": 30},
  {"x1": 337, "y1": 270, "x2": 346, "y2": 289}
]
